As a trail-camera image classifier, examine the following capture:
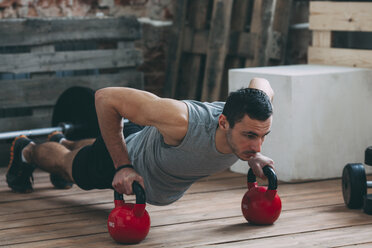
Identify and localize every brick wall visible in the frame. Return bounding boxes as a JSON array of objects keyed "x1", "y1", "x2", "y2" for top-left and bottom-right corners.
[{"x1": 0, "y1": 0, "x2": 174, "y2": 19}]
